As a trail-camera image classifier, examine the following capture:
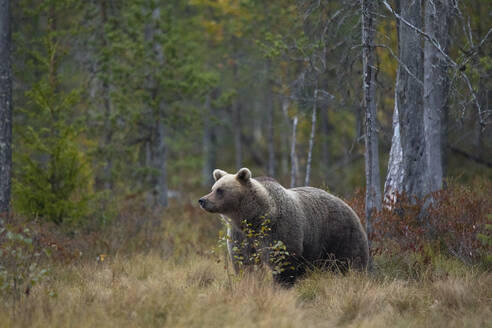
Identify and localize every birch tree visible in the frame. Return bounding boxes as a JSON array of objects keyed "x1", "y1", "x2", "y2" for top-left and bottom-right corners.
[
  {"x1": 361, "y1": 0, "x2": 381, "y2": 241},
  {"x1": 267, "y1": 82, "x2": 275, "y2": 177},
  {"x1": 385, "y1": 0, "x2": 427, "y2": 201},
  {"x1": 319, "y1": 105, "x2": 331, "y2": 184},
  {"x1": 232, "y1": 39, "x2": 243, "y2": 171},
  {"x1": 202, "y1": 93, "x2": 217, "y2": 187},
  {"x1": 281, "y1": 97, "x2": 291, "y2": 176},
  {"x1": 384, "y1": 0, "x2": 404, "y2": 201},
  {"x1": 0, "y1": 0, "x2": 11, "y2": 214},
  {"x1": 305, "y1": 89, "x2": 318, "y2": 186},
  {"x1": 290, "y1": 116, "x2": 299, "y2": 188},
  {"x1": 384, "y1": 82, "x2": 404, "y2": 201}
]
